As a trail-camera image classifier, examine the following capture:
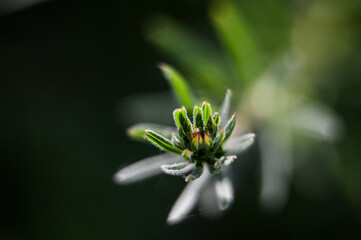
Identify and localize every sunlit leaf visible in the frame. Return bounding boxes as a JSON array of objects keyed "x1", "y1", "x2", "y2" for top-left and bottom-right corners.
[
  {"x1": 146, "y1": 15, "x2": 233, "y2": 90},
  {"x1": 145, "y1": 130, "x2": 182, "y2": 154},
  {"x1": 210, "y1": 0, "x2": 262, "y2": 86},
  {"x1": 159, "y1": 63, "x2": 195, "y2": 111}
]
